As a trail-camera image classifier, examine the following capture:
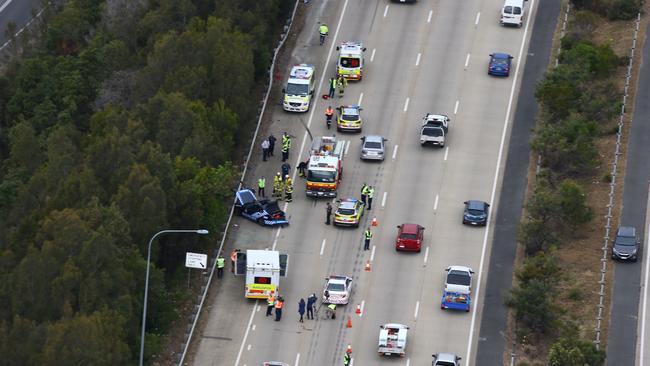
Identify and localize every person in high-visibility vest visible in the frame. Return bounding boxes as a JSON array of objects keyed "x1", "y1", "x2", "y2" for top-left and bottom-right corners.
[
  {"x1": 273, "y1": 172, "x2": 283, "y2": 200},
  {"x1": 258, "y1": 177, "x2": 266, "y2": 198},
  {"x1": 282, "y1": 133, "x2": 292, "y2": 162},
  {"x1": 275, "y1": 296, "x2": 285, "y2": 321},
  {"x1": 266, "y1": 295, "x2": 275, "y2": 317},
  {"x1": 367, "y1": 186, "x2": 374, "y2": 210},
  {"x1": 319, "y1": 24, "x2": 329, "y2": 45},
  {"x1": 325, "y1": 105, "x2": 334, "y2": 128},
  {"x1": 337, "y1": 76, "x2": 347, "y2": 98},
  {"x1": 360, "y1": 183, "x2": 369, "y2": 205},
  {"x1": 343, "y1": 352, "x2": 351, "y2": 365},
  {"x1": 327, "y1": 303, "x2": 337, "y2": 319},
  {"x1": 216, "y1": 254, "x2": 225, "y2": 278},
  {"x1": 364, "y1": 228, "x2": 373, "y2": 251},
  {"x1": 285, "y1": 176, "x2": 293, "y2": 202}
]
